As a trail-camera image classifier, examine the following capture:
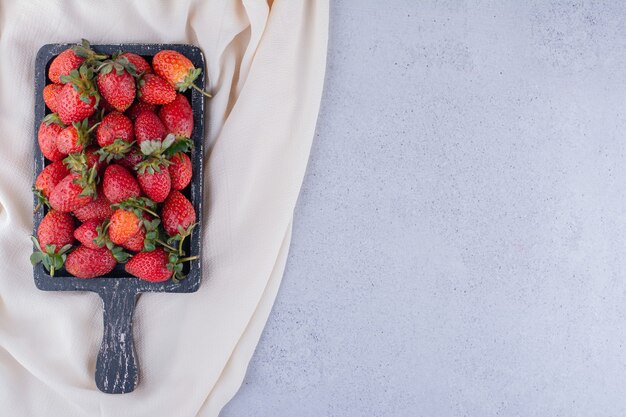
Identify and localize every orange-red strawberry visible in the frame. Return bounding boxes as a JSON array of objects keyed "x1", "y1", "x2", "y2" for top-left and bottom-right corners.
[
  {"x1": 73, "y1": 190, "x2": 113, "y2": 222},
  {"x1": 48, "y1": 49, "x2": 84, "y2": 84},
  {"x1": 65, "y1": 245, "x2": 116, "y2": 278},
  {"x1": 96, "y1": 111, "x2": 134, "y2": 147},
  {"x1": 159, "y1": 94, "x2": 193, "y2": 138},
  {"x1": 97, "y1": 61, "x2": 136, "y2": 112},
  {"x1": 56, "y1": 118, "x2": 97, "y2": 155},
  {"x1": 102, "y1": 164, "x2": 141, "y2": 203},
  {"x1": 137, "y1": 164, "x2": 171, "y2": 203},
  {"x1": 37, "y1": 210, "x2": 75, "y2": 249},
  {"x1": 43, "y1": 84, "x2": 63, "y2": 112},
  {"x1": 125, "y1": 101, "x2": 156, "y2": 120},
  {"x1": 161, "y1": 190, "x2": 195, "y2": 236},
  {"x1": 152, "y1": 50, "x2": 209, "y2": 96},
  {"x1": 121, "y1": 227, "x2": 145, "y2": 252},
  {"x1": 125, "y1": 248, "x2": 172, "y2": 282},
  {"x1": 120, "y1": 52, "x2": 152, "y2": 75},
  {"x1": 134, "y1": 111, "x2": 166, "y2": 144},
  {"x1": 168, "y1": 152, "x2": 192, "y2": 190},
  {"x1": 137, "y1": 74, "x2": 176, "y2": 105},
  {"x1": 38, "y1": 114, "x2": 66, "y2": 161},
  {"x1": 108, "y1": 209, "x2": 140, "y2": 245},
  {"x1": 49, "y1": 172, "x2": 96, "y2": 212},
  {"x1": 35, "y1": 160, "x2": 70, "y2": 199},
  {"x1": 56, "y1": 82, "x2": 98, "y2": 125},
  {"x1": 73, "y1": 219, "x2": 101, "y2": 249},
  {"x1": 31, "y1": 210, "x2": 75, "y2": 276}
]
